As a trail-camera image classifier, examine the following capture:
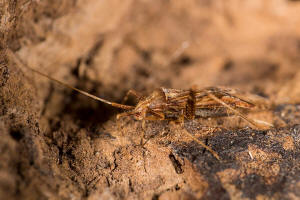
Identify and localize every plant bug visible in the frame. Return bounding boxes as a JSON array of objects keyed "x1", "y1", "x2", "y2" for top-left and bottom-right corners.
[{"x1": 7, "y1": 49, "x2": 271, "y2": 160}]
